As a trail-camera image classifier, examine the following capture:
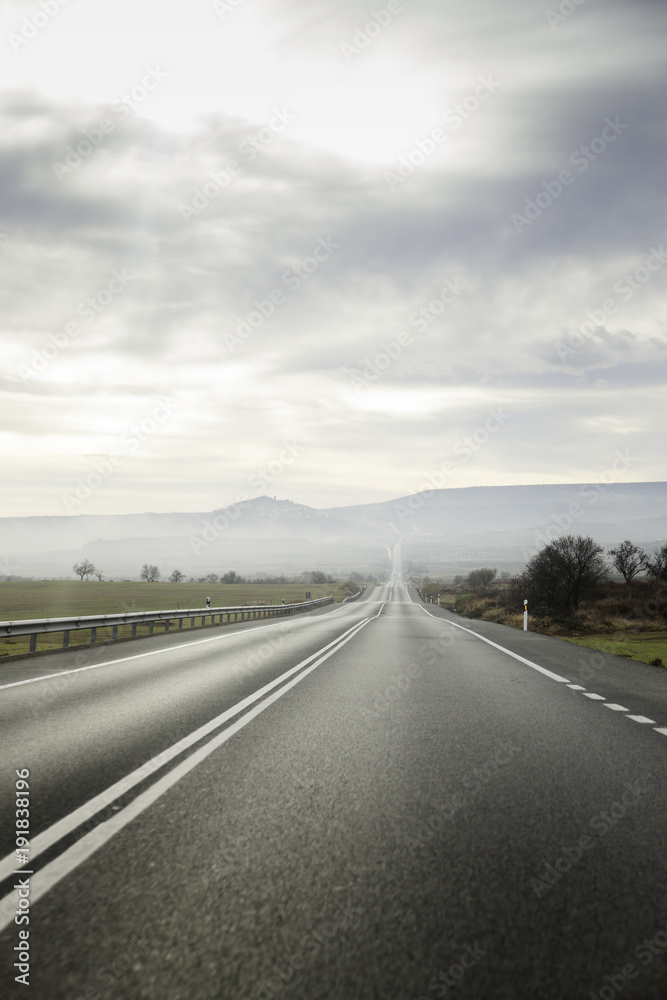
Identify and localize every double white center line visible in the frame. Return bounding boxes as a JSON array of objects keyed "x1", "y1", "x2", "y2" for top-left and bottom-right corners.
[{"x1": 0, "y1": 609, "x2": 383, "y2": 932}]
